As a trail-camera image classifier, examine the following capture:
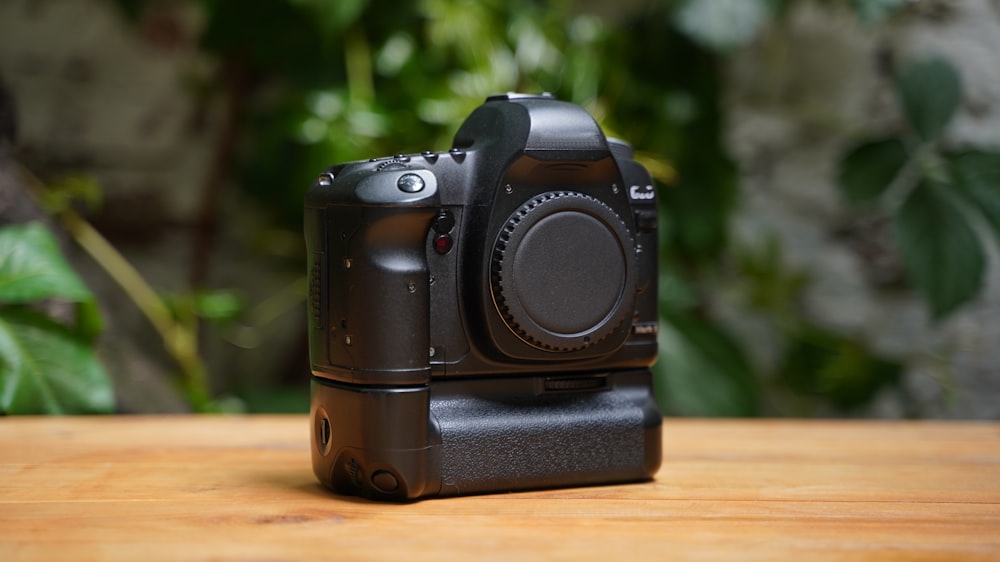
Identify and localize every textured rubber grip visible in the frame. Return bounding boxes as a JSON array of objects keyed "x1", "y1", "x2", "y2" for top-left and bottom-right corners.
[{"x1": 434, "y1": 389, "x2": 650, "y2": 495}]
